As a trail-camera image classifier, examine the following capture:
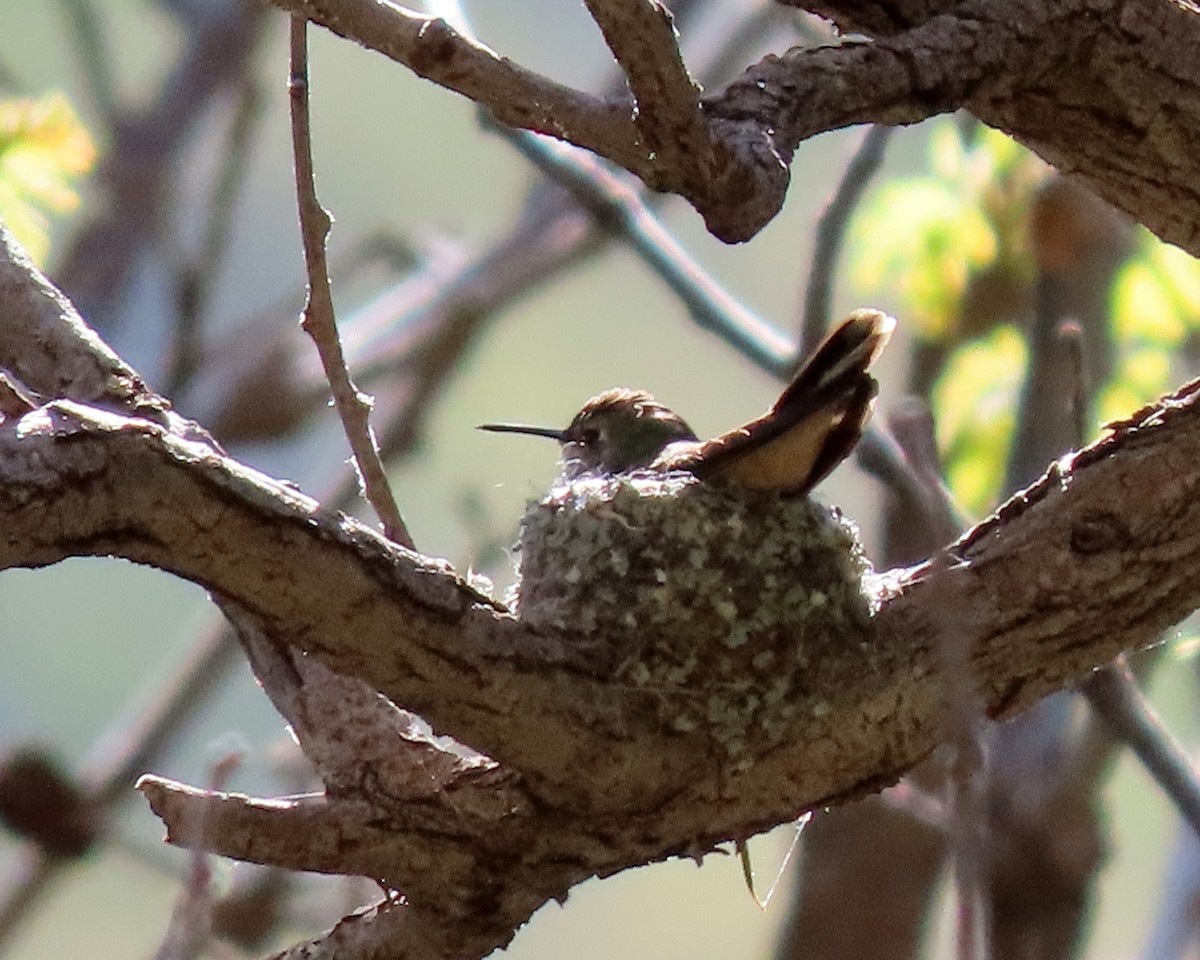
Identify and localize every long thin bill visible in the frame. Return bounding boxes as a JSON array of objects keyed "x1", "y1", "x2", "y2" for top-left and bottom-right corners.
[{"x1": 476, "y1": 423, "x2": 566, "y2": 441}]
